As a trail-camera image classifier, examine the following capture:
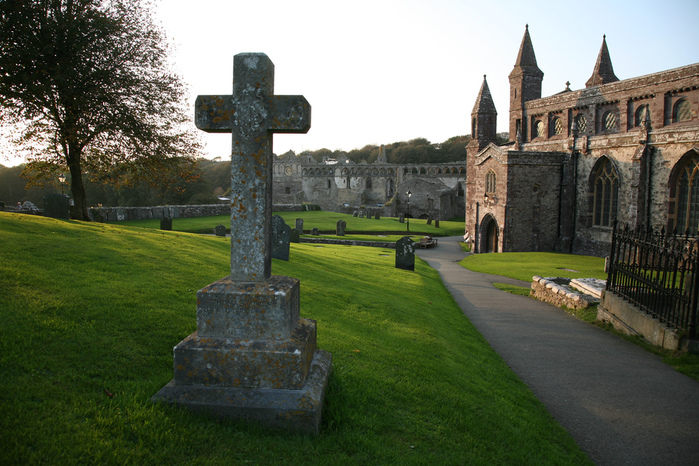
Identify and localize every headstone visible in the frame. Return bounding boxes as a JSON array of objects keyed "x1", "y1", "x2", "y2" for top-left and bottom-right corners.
[
  {"x1": 359, "y1": 211, "x2": 364, "y2": 218},
  {"x1": 374, "y1": 212, "x2": 380, "y2": 220},
  {"x1": 295, "y1": 218, "x2": 304, "y2": 233},
  {"x1": 434, "y1": 219, "x2": 440, "y2": 228},
  {"x1": 214, "y1": 224, "x2": 226, "y2": 236},
  {"x1": 399, "y1": 213, "x2": 405, "y2": 223},
  {"x1": 289, "y1": 228, "x2": 300, "y2": 243},
  {"x1": 426, "y1": 217, "x2": 432, "y2": 225},
  {"x1": 152, "y1": 53, "x2": 331, "y2": 435},
  {"x1": 395, "y1": 236, "x2": 415, "y2": 271},
  {"x1": 161, "y1": 217, "x2": 173, "y2": 231},
  {"x1": 353, "y1": 211, "x2": 358, "y2": 217},
  {"x1": 272, "y1": 215, "x2": 291, "y2": 261},
  {"x1": 43, "y1": 194, "x2": 70, "y2": 219},
  {"x1": 336, "y1": 220, "x2": 346, "y2": 236},
  {"x1": 366, "y1": 212, "x2": 372, "y2": 219},
  {"x1": 311, "y1": 227, "x2": 320, "y2": 236}
]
